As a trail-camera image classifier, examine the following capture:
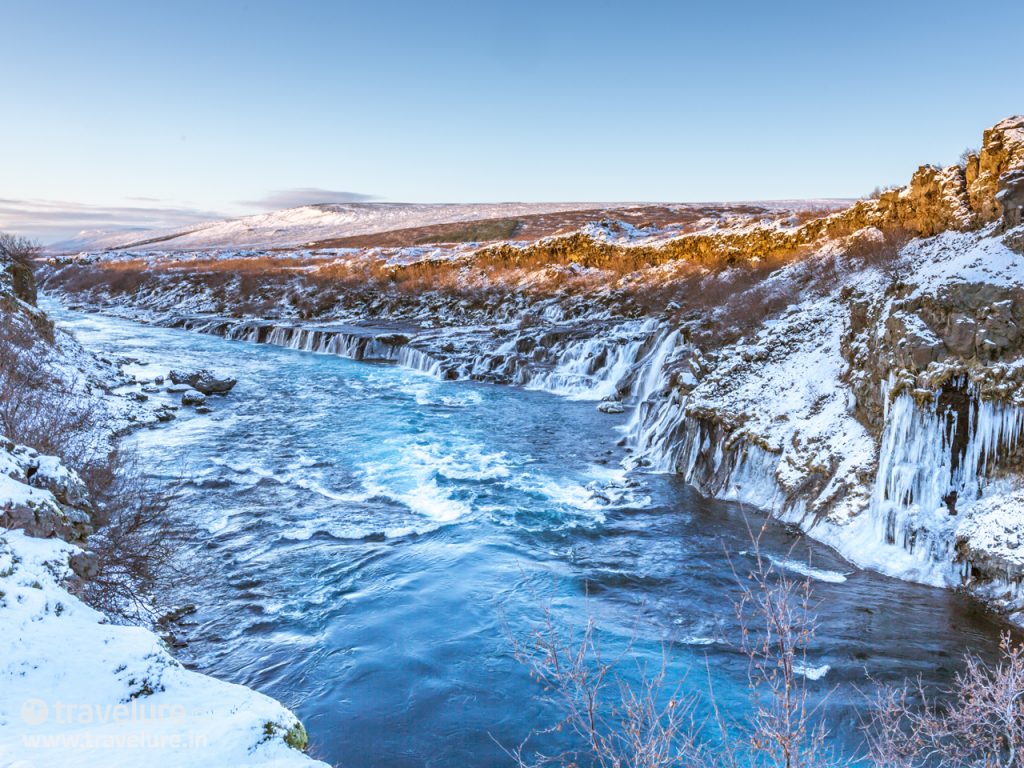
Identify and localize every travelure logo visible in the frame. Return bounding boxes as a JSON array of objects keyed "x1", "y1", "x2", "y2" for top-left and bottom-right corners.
[
  {"x1": 17, "y1": 698, "x2": 188, "y2": 726},
  {"x1": 16, "y1": 698, "x2": 209, "y2": 753},
  {"x1": 19, "y1": 698, "x2": 48, "y2": 726}
]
